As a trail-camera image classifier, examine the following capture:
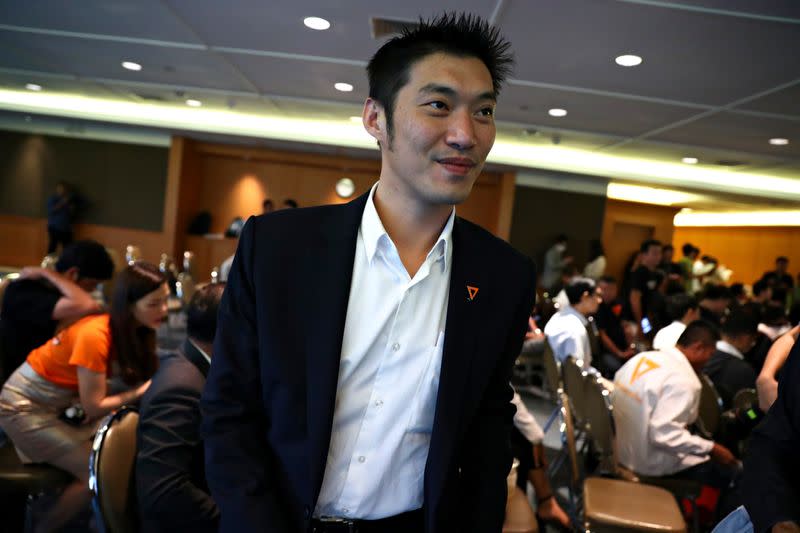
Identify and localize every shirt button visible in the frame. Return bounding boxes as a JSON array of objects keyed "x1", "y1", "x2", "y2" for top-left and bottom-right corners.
[
  {"x1": 392, "y1": 342, "x2": 400, "y2": 352},
  {"x1": 375, "y1": 399, "x2": 383, "y2": 407},
  {"x1": 358, "y1": 456, "x2": 366, "y2": 463}
]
